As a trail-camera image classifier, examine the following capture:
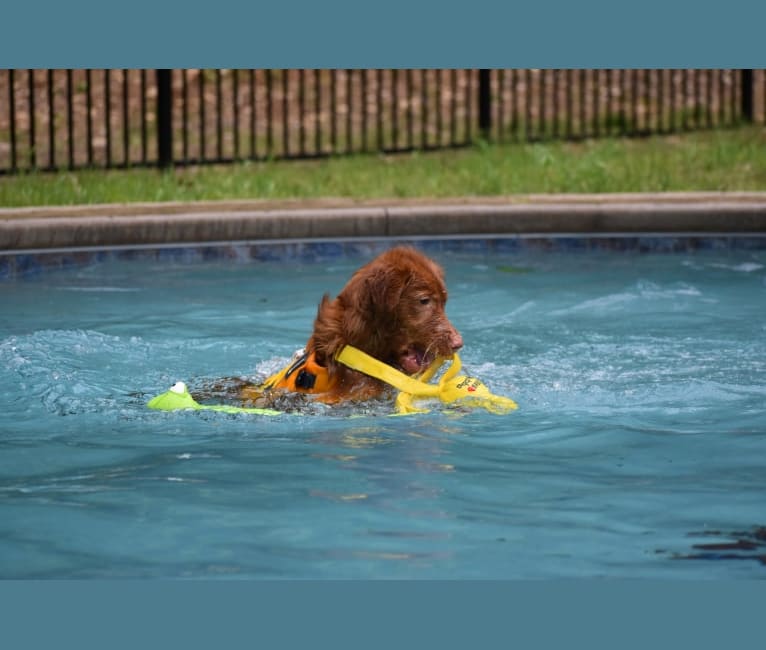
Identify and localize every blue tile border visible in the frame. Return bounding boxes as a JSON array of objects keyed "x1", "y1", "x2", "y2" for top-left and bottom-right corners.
[{"x1": 2, "y1": 235, "x2": 766, "y2": 280}]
